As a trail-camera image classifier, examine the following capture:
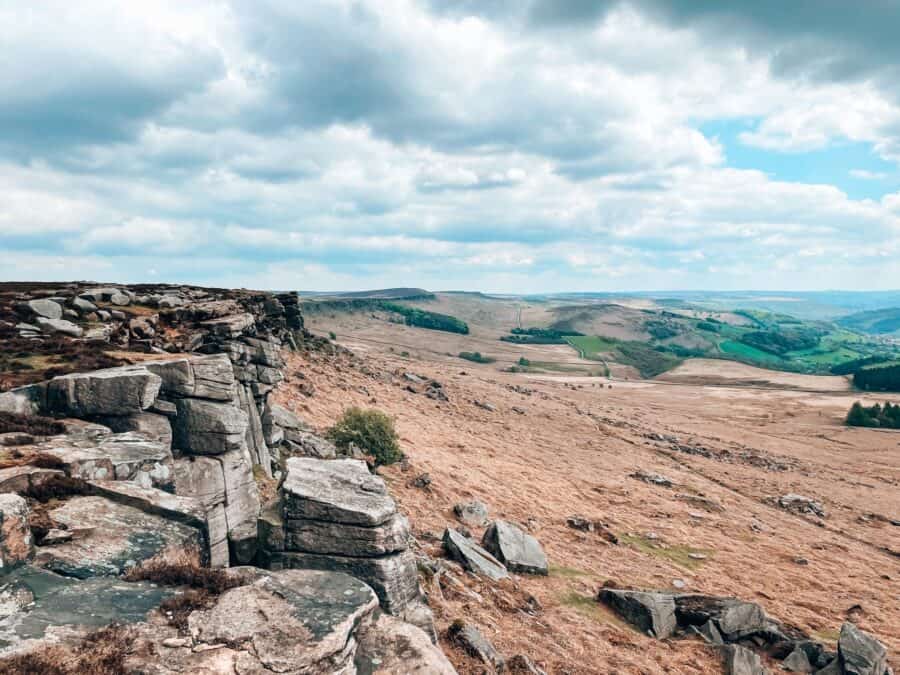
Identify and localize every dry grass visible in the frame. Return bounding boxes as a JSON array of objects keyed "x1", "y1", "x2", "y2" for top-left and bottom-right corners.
[
  {"x1": 22, "y1": 475, "x2": 89, "y2": 503},
  {"x1": 0, "y1": 411, "x2": 66, "y2": 436},
  {"x1": 0, "y1": 624, "x2": 135, "y2": 675},
  {"x1": 124, "y1": 547, "x2": 242, "y2": 632}
]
